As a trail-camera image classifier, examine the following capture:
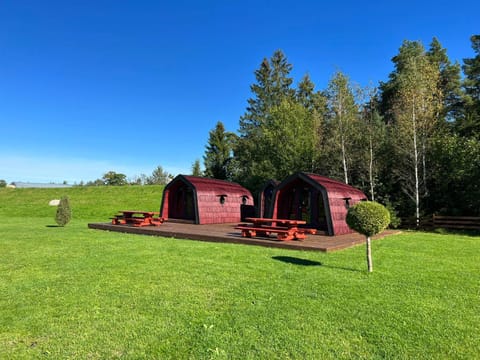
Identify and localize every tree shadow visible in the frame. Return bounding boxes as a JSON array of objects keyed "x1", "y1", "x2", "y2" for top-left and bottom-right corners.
[
  {"x1": 272, "y1": 256, "x2": 322, "y2": 266},
  {"x1": 272, "y1": 256, "x2": 361, "y2": 273}
]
